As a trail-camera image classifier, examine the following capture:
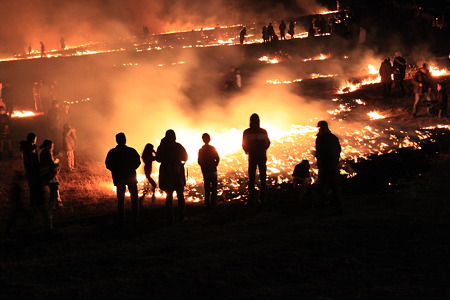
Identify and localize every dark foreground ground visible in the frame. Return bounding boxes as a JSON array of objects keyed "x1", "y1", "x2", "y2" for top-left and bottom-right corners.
[{"x1": 0, "y1": 150, "x2": 450, "y2": 299}]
